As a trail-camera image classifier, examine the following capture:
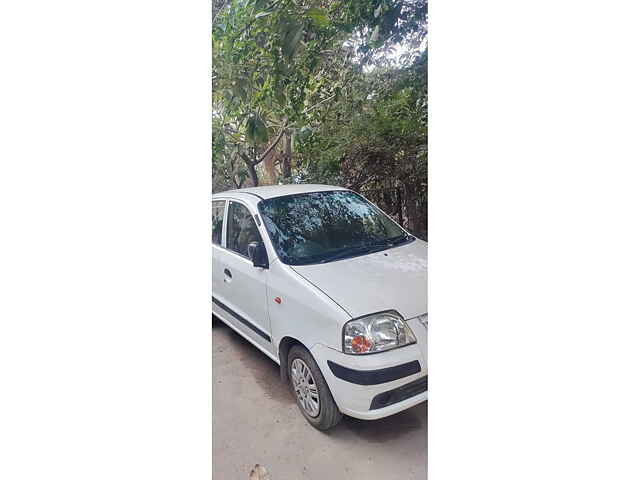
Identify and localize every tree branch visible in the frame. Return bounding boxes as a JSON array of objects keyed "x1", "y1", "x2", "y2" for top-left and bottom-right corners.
[
  {"x1": 251, "y1": 122, "x2": 288, "y2": 166},
  {"x1": 302, "y1": 94, "x2": 336, "y2": 114}
]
